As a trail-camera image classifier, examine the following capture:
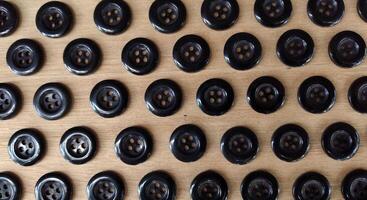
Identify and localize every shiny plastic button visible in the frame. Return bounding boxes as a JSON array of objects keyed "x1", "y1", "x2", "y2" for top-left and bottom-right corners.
[
  {"x1": 63, "y1": 38, "x2": 101, "y2": 76},
  {"x1": 293, "y1": 172, "x2": 331, "y2": 200},
  {"x1": 190, "y1": 170, "x2": 228, "y2": 200},
  {"x1": 149, "y1": 0, "x2": 186, "y2": 33},
  {"x1": 342, "y1": 169, "x2": 367, "y2": 200},
  {"x1": 322, "y1": 122, "x2": 359, "y2": 160},
  {"x1": 298, "y1": 76, "x2": 336, "y2": 113},
  {"x1": 121, "y1": 37, "x2": 159, "y2": 75},
  {"x1": 115, "y1": 126, "x2": 153, "y2": 165},
  {"x1": 138, "y1": 171, "x2": 176, "y2": 200},
  {"x1": 348, "y1": 76, "x2": 367, "y2": 113},
  {"x1": 8, "y1": 128, "x2": 44, "y2": 166},
  {"x1": 87, "y1": 171, "x2": 124, "y2": 200},
  {"x1": 0, "y1": 1, "x2": 19, "y2": 37},
  {"x1": 254, "y1": 0, "x2": 292, "y2": 28},
  {"x1": 276, "y1": 29, "x2": 314, "y2": 67},
  {"x1": 0, "y1": 83, "x2": 21, "y2": 120},
  {"x1": 0, "y1": 172, "x2": 21, "y2": 200},
  {"x1": 170, "y1": 124, "x2": 206, "y2": 162},
  {"x1": 201, "y1": 0, "x2": 239, "y2": 30},
  {"x1": 272, "y1": 124, "x2": 309, "y2": 162},
  {"x1": 224, "y1": 32, "x2": 262, "y2": 70},
  {"x1": 35, "y1": 172, "x2": 72, "y2": 200},
  {"x1": 329, "y1": 31, "x2": 366, "y2": 68},
  {"x1": 35, "y1": 1, "x2": 73, "y2": 38},
  {"x1": 94, "y1": 0, "x2": 131, "y2": 35},
  {"x1": 358, "y1": 0, "x2": 367, "y2": 22},
  {"x1": 241, "y1": 170, "x2": 279, "y2": 200},
  {"x1": 308, "y1": 0, "x2": 344, "y2": 27}
]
